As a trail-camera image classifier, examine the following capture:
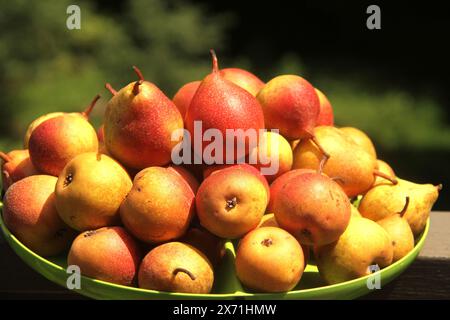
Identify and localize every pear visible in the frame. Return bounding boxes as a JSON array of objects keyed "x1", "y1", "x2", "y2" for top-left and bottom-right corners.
[
  {"x1": 2, "y1": 175, "x2": 75, "y2": 256},
  {"x1": 377, "y1": 197, "x2": 415, "y2": 262},
  {"x1": 104, "y1": 67, "x2": 184, "y2": 169},
  {"x1": 272, "y1": 172, "x2": 351, "y2": 246},
  {"x1": 315, "y1": 216, "x2": 394, "y2": 285},
  {"x1": 359, "y1": 178, "x2": 441, "y2": 235},
  {"x1": 185, "y1": 50, "x2": 265, "y2": 163},
  {"x1": 55, "y1": 152, "x2": 133, "y2": 231},
  {"x1": 257, "y1": 75, "x2": 319, "y2": 140},
  {"x1": 138, "y1": 242, "x2": 214, "y2": 294},
  {"x1": 315, "y1": 88, "x2": 334, "y2": 126},
  {"x1": 292, "y1": 126, "x2": 396, "y2": 197},
  {"x1": 195, "y1": 165, "x2": 267, "y2": 239},
  {"x1": 235, "y1": 227, "x2": 304, "y2": 292},
  {"x1": 68, "y1": 226, "x2": 142, "y2": 286},
  {"x1": 120, "y1": 167, "x2": 195, "y2": 244},
  {"x1": 28, "y1": 95, "x2": 100, "y2": 176},
  {"x1": 340, "y1": 127, "x2": 377, "y2": 159},
  {"x1": 1, "y1": 149, "x2": 38, "y2": 191},
  {"x1": 23, "y1": 95, "x2": 99, "y2": 148}
]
